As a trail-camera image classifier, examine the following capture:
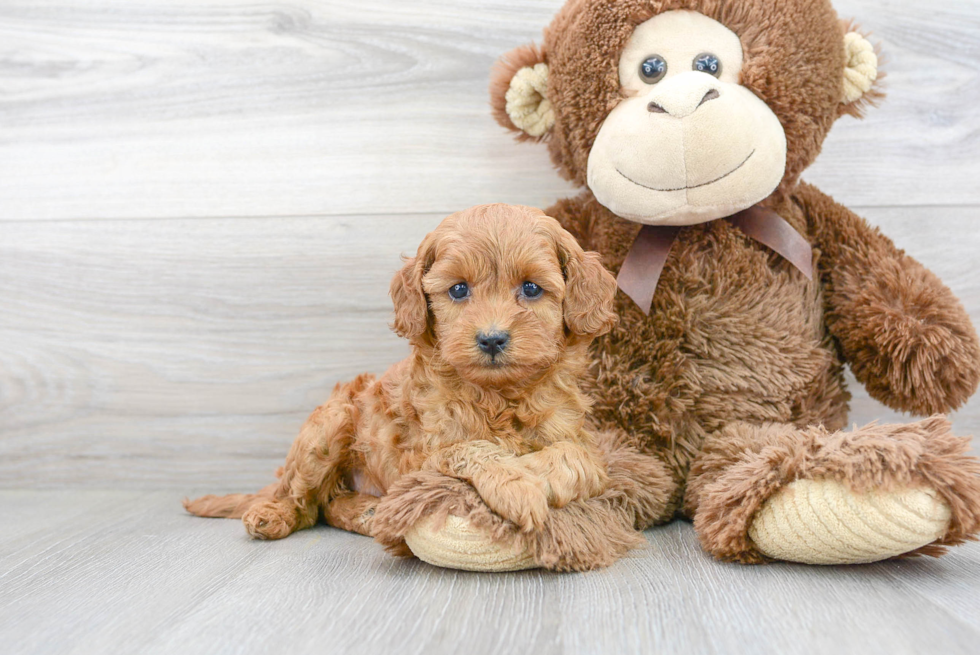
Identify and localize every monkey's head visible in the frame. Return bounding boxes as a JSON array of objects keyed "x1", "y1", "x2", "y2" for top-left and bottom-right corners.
[{"x1": 491, "y1": 0, "x2": 880, "y2": 226}]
